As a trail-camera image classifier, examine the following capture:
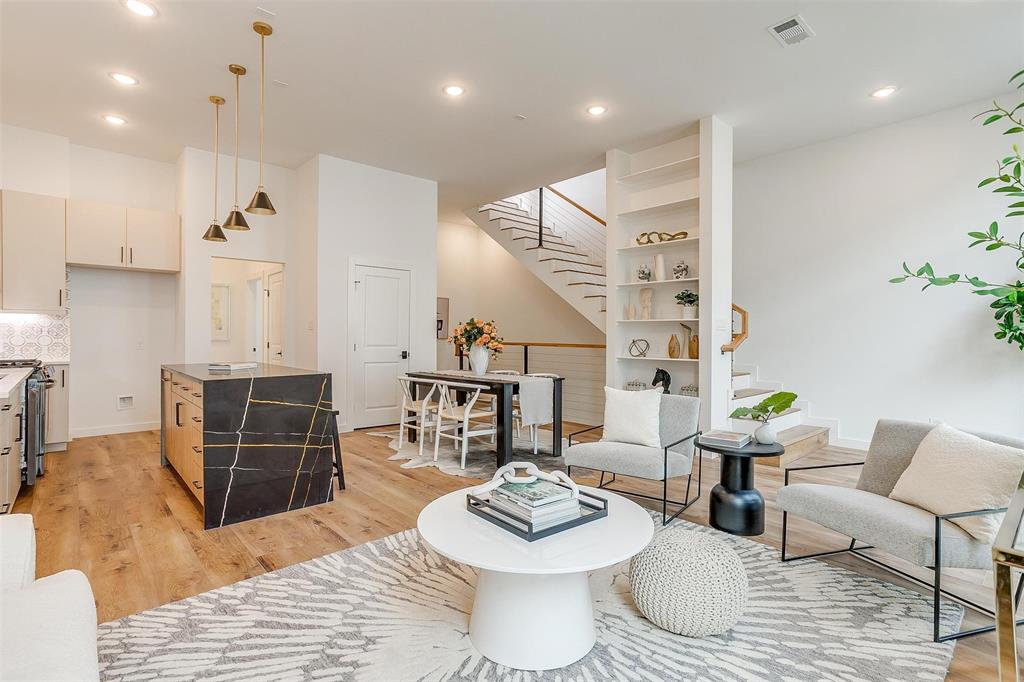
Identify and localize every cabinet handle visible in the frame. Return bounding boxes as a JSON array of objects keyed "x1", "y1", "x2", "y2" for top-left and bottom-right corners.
[
  {"x1": 1, "y1": 447, "x2": 10, "y2": 456},
  {"x1": 58, "y1": 289, "x2": 62, "y2": 307},
  {"x1": 191, "y1": 416, "x2": 202, "y2": 423},
  {"x1": 192, "y1": 445, "x2": 201, "y2": 453},
  {"x1": 192, "y1": 392, "x2": 202, "y2": 399},
  {"x1": 61, "y1": 370, "x2": 65, "y2": 388},
  {"x1": 175, "y1": 402, "x2": 183, "y2": 427},
  {"x1": 1, "y1": 404, "x2": 9, "y2": 411},
  {"x1": 14, "y1": 412, "x2": 22, "y2": 442},
  {"x1": 192, "y1": 480, "x2": 203, "y2": 490},
  {"x1": 130, "y1": 247, "x2": 133, "y2": 264},
  {"x1": 121, "y1": 246, "x2": 124, "y2": 263}
]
